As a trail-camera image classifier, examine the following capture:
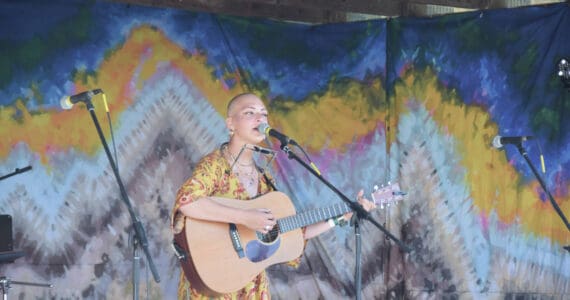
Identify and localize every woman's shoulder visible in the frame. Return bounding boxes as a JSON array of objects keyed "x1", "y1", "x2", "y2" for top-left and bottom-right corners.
[{"x1": 196, "y1": 146, "x2": 227, "y2": 170}]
